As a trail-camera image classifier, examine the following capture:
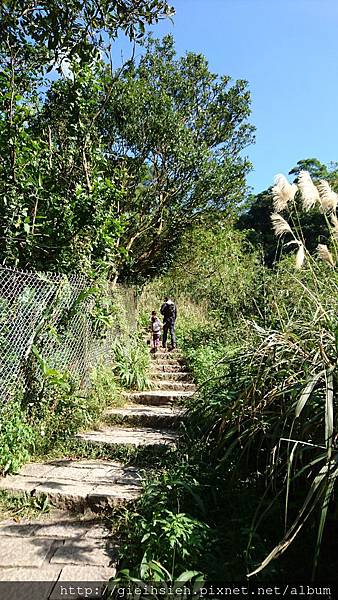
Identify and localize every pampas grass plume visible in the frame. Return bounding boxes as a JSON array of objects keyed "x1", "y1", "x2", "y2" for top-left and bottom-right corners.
[
  {"x1": 295, "y1": 243, "x2": 305, "y2": 269},
  {"x1": 331, "y1": 213, "x2": 338, "y2": 240},
  {"x1": 285, "y1": 240, "x2": 305, "y2": 269},
  {"x1": 271, "y1": 213, "x2": 293, "y2": 238},
  {"x1": 317, "y1": 244, "x2": 336, "y2": 267},
  {"x1": 298, "y1": 170, "x2": 320, "y2": 210},
  {"x1": 272, "y1": 174, "x2": 297, "y2": 212},
  {"x1": 317, "y1": 180, "x2": 338, "y2": 213}
]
